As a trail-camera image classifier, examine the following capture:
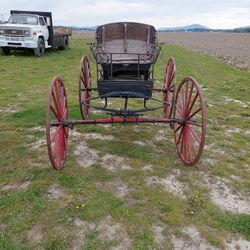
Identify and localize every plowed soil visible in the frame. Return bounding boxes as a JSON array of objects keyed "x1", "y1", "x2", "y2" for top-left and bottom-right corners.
[{"x1": 157, "y1": 32, "x2": 250, "y2": 70}]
